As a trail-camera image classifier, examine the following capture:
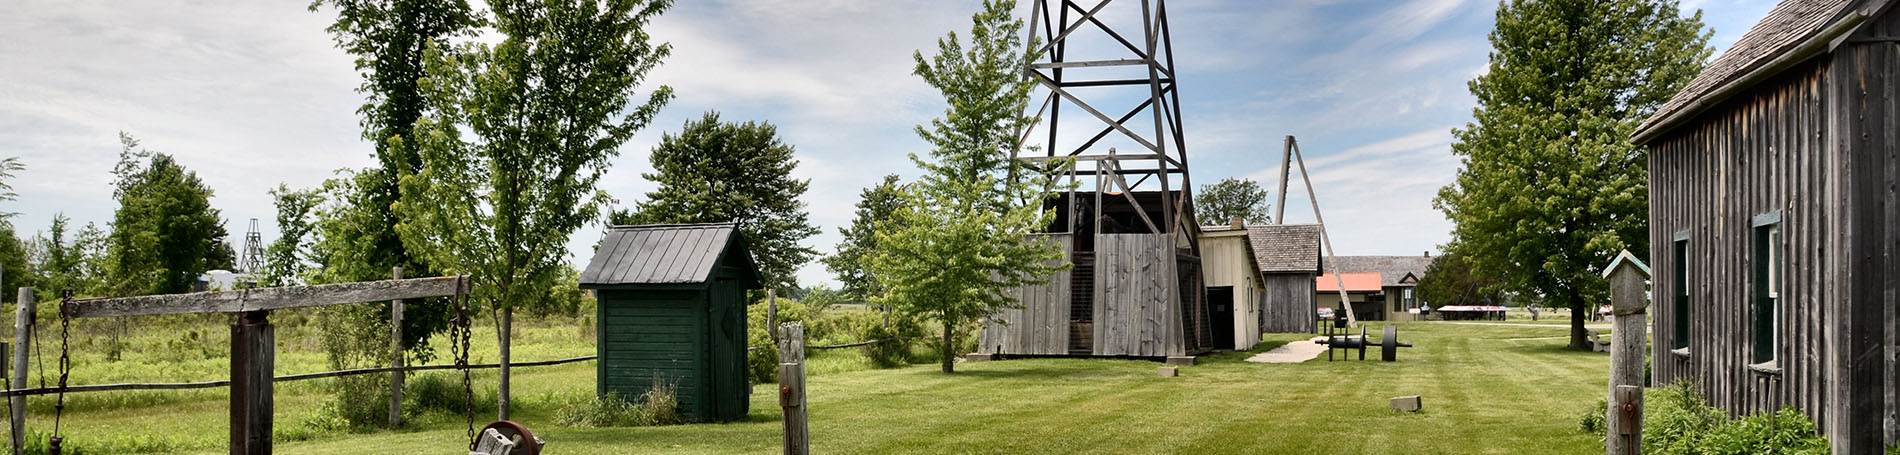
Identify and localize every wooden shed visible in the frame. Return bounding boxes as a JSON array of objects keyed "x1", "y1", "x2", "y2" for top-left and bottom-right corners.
[
  {"x1": 578, "y1": 223, "x2": 761, "y2": 423},
  {"x1": 1632, "y1": 1, "x2": 1899, "y2": 452},
  {"x1": 1199, "y1": 221, "x2": 1265, "y2": 350},
  {"x1": 1247, "y1": 224, "x2": 1323, "y2": 333}
]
